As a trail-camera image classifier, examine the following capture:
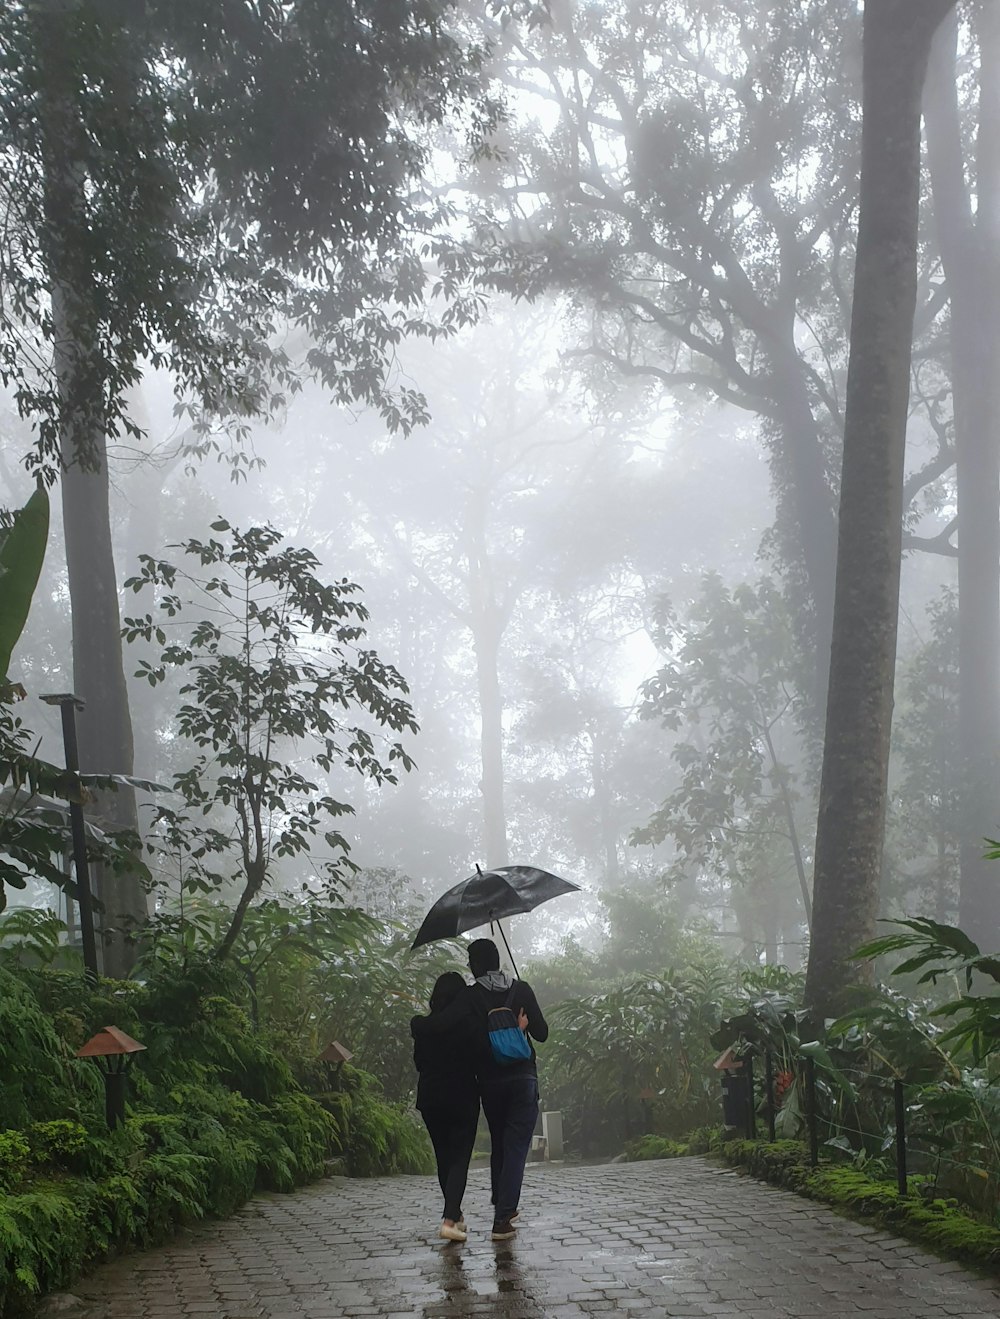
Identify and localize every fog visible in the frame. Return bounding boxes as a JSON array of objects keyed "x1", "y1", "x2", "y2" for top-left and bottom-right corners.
[{"x1": 0, "y1": 0, "x2": 988, "y2": 989}]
